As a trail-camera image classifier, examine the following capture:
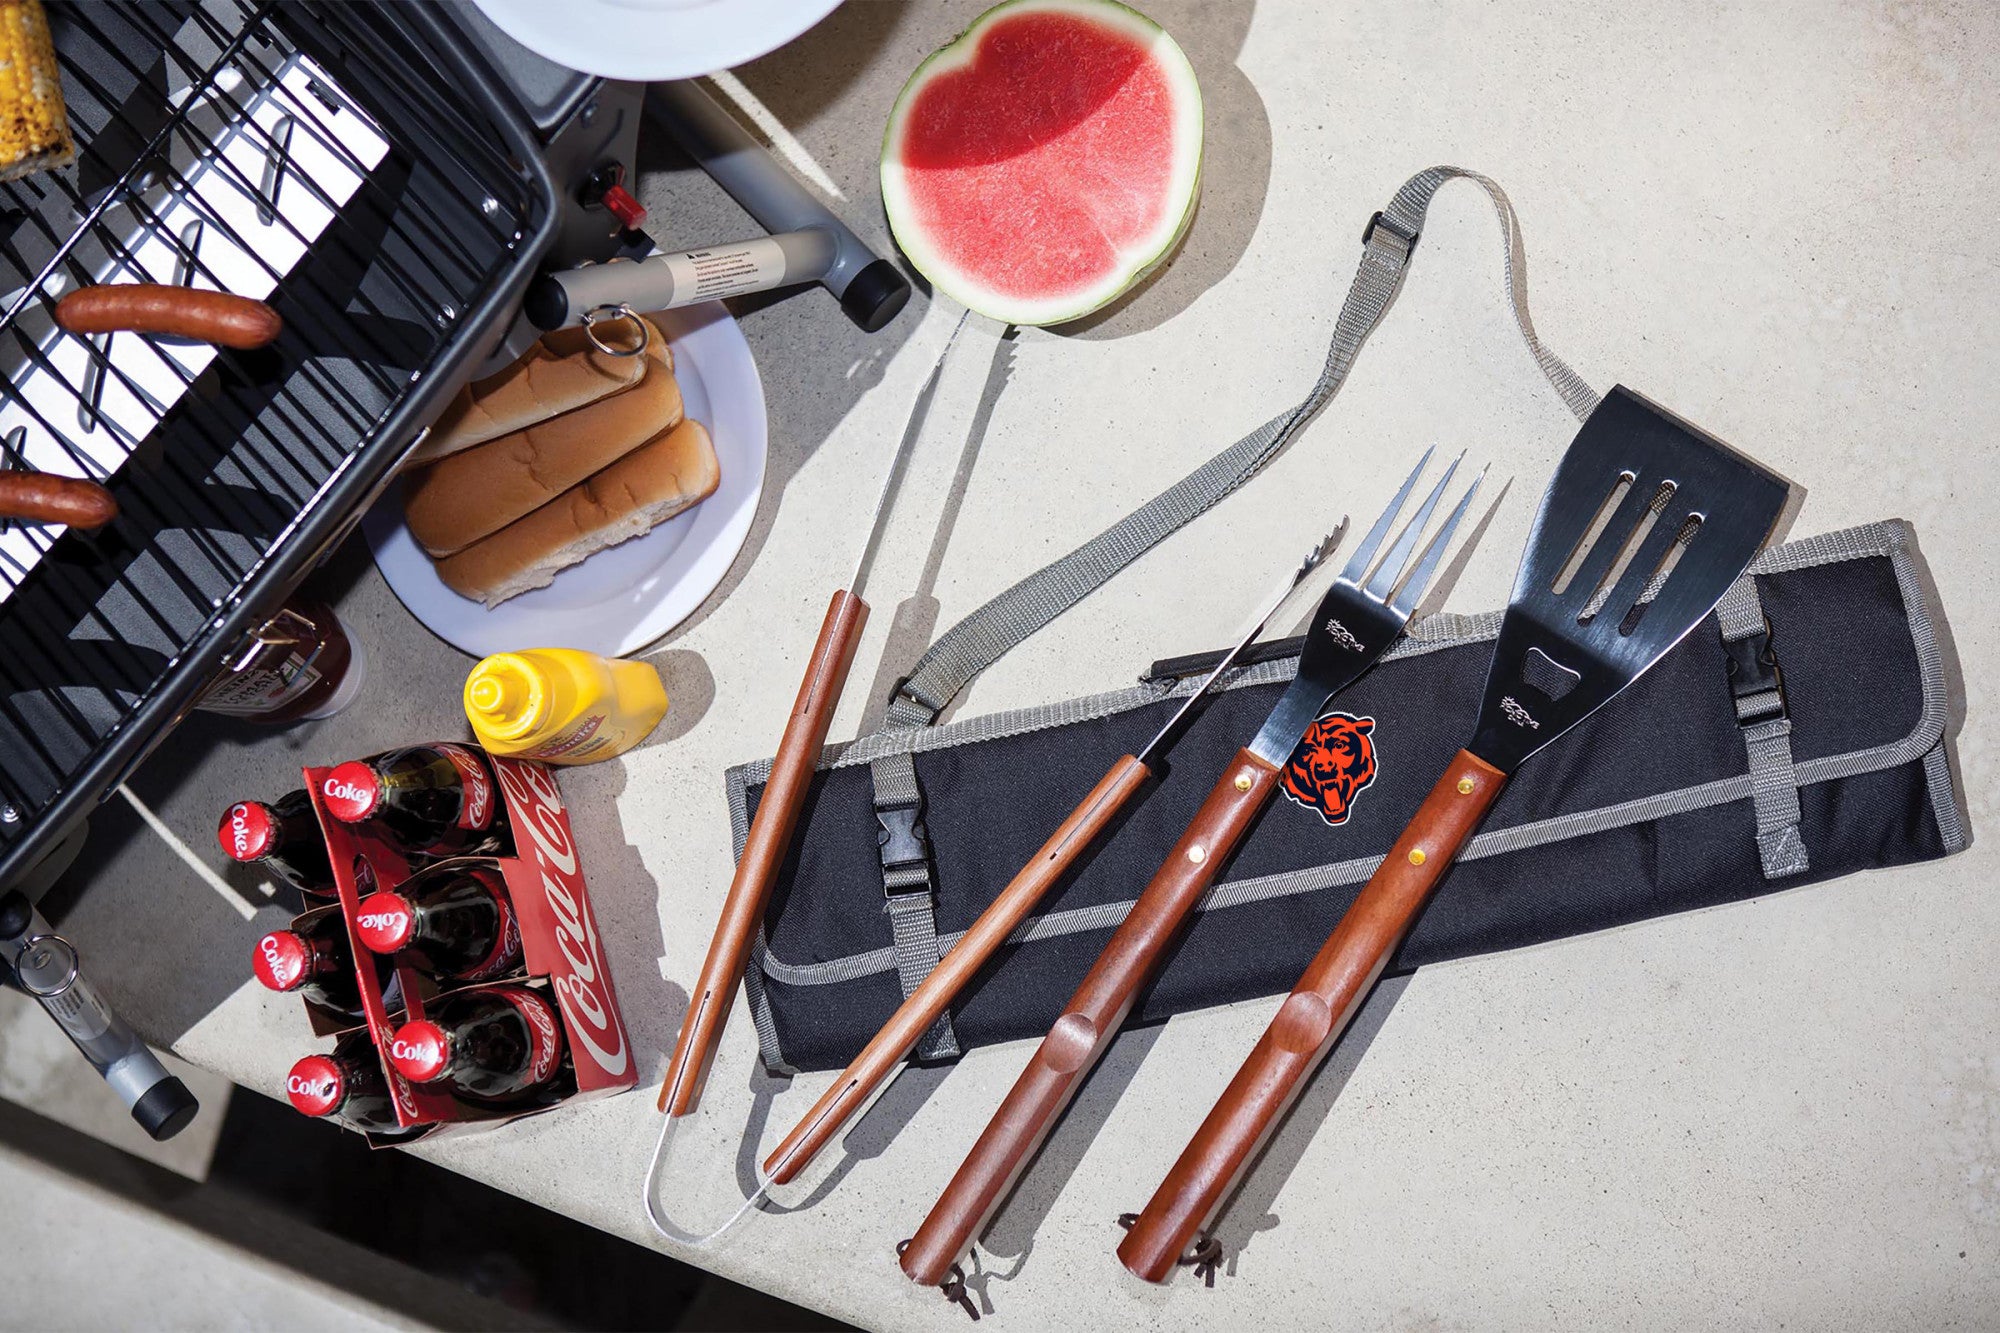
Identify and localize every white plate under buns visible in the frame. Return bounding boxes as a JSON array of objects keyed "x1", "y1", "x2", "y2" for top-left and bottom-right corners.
[{"x1": 364, "y1": 302, "x2": 767, "y2": 658}]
